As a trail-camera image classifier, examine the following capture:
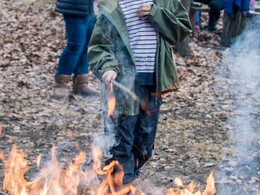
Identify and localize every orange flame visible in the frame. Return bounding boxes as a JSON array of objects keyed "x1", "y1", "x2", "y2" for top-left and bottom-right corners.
[
  {"x1": 36, "y1": 153, "x2": 41, "y2": 168},
  {"x1": 175, "y1": 177, "x2": 184, "y2": 187},
  {"x1": 92, "y1": 146, "x2": 106, "y2": 176},
  {"x1": 19, "y1": 12, "x2": 25, "y2": 20},
  {"x1": 1, "y1": 144, "x2": 216, "y2": 195},
  {"x1": 203, "y1": 171, "x2": 216, "y2": 195},
  {"x1": 0, "y1": 152, "x2": 4, "y2": 160},
  {"x1": 2, "y1": 145, "x2": 87, "y2": 195},
  {"x1": 96, "y1": 160, "x2": 138, "y2": 195},
  {"x1": 167, "y1": 172, "x2": 216, "y2": 195},
  {"x1": 107, "y1": 83, "x2": 116, "y2": 117},
  {"x1": 3, "y1": 145, "x2": 29, "y2": 195},
  {"x1": 0, "y1": 122, "x2": 2, "y2": 135}
]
